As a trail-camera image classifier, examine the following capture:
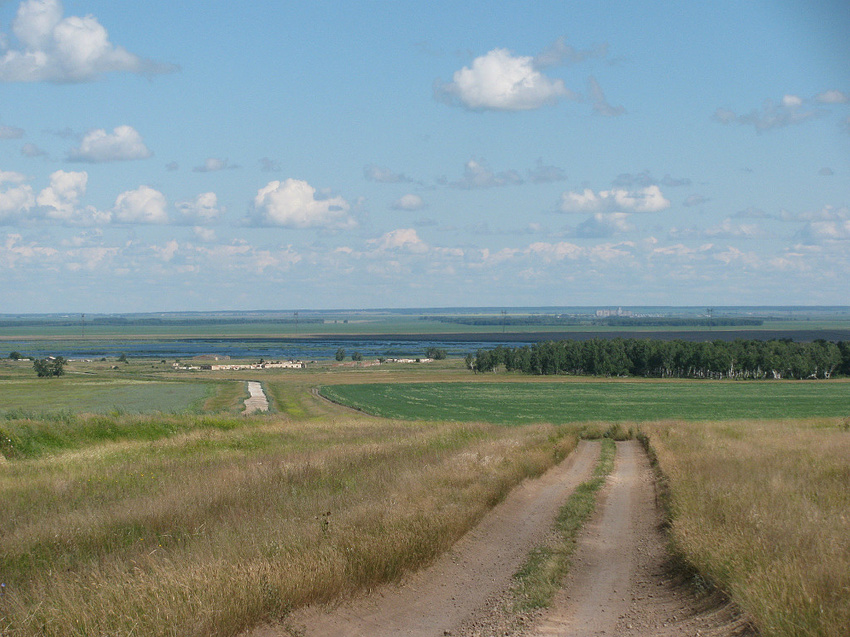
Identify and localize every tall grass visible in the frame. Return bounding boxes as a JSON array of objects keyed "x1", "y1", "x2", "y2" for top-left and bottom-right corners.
[
  {"x1": 0, "y1": 413, "x2": 577, "y2": 637},
  {"x1": 642, "y1": 419, "x2": 850, "y2": 637}
]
